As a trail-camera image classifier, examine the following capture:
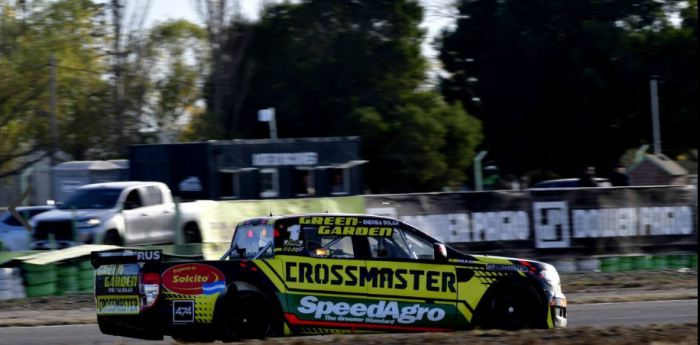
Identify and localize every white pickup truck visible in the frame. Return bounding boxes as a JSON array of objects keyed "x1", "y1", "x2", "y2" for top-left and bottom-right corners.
[{"x1": 31, "y1": 182, "x2": 205, "y2": 249}]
